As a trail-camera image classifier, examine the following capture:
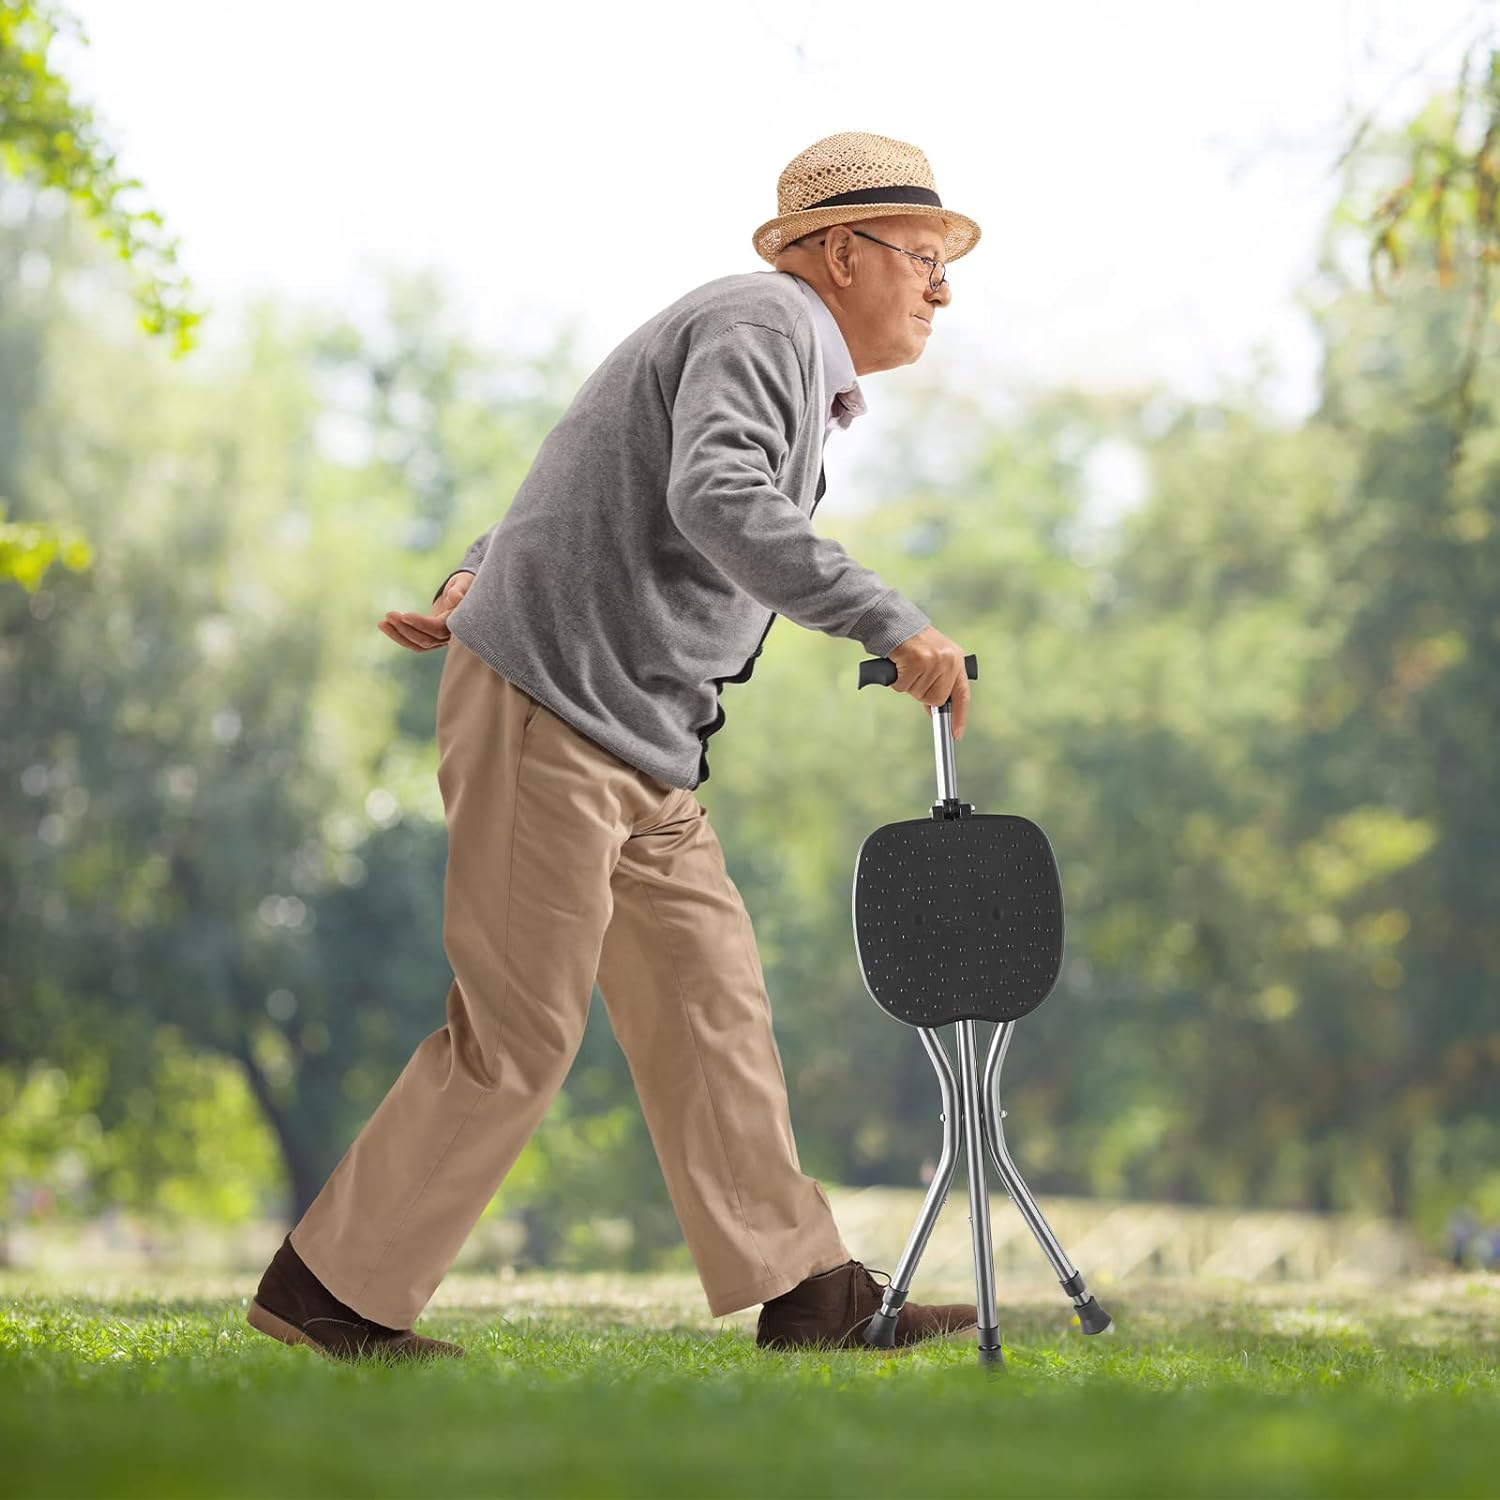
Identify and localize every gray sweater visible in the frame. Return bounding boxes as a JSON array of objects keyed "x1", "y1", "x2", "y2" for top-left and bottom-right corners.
[{"x1": 432, "y1": 268, "x2": 931, "y2": 791}]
